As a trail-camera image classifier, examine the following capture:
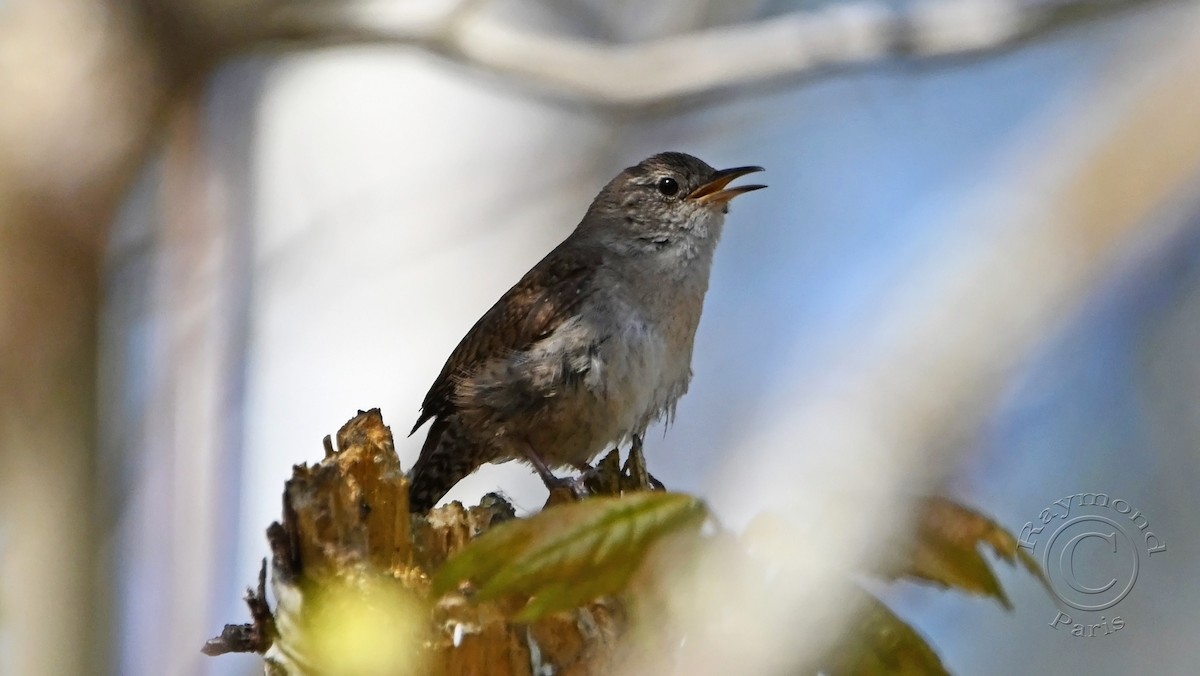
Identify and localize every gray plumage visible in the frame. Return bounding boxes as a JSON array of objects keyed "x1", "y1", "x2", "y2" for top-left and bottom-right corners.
[{"x1": 407, "y1": 152, "x2": 764, "y2": 512}]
